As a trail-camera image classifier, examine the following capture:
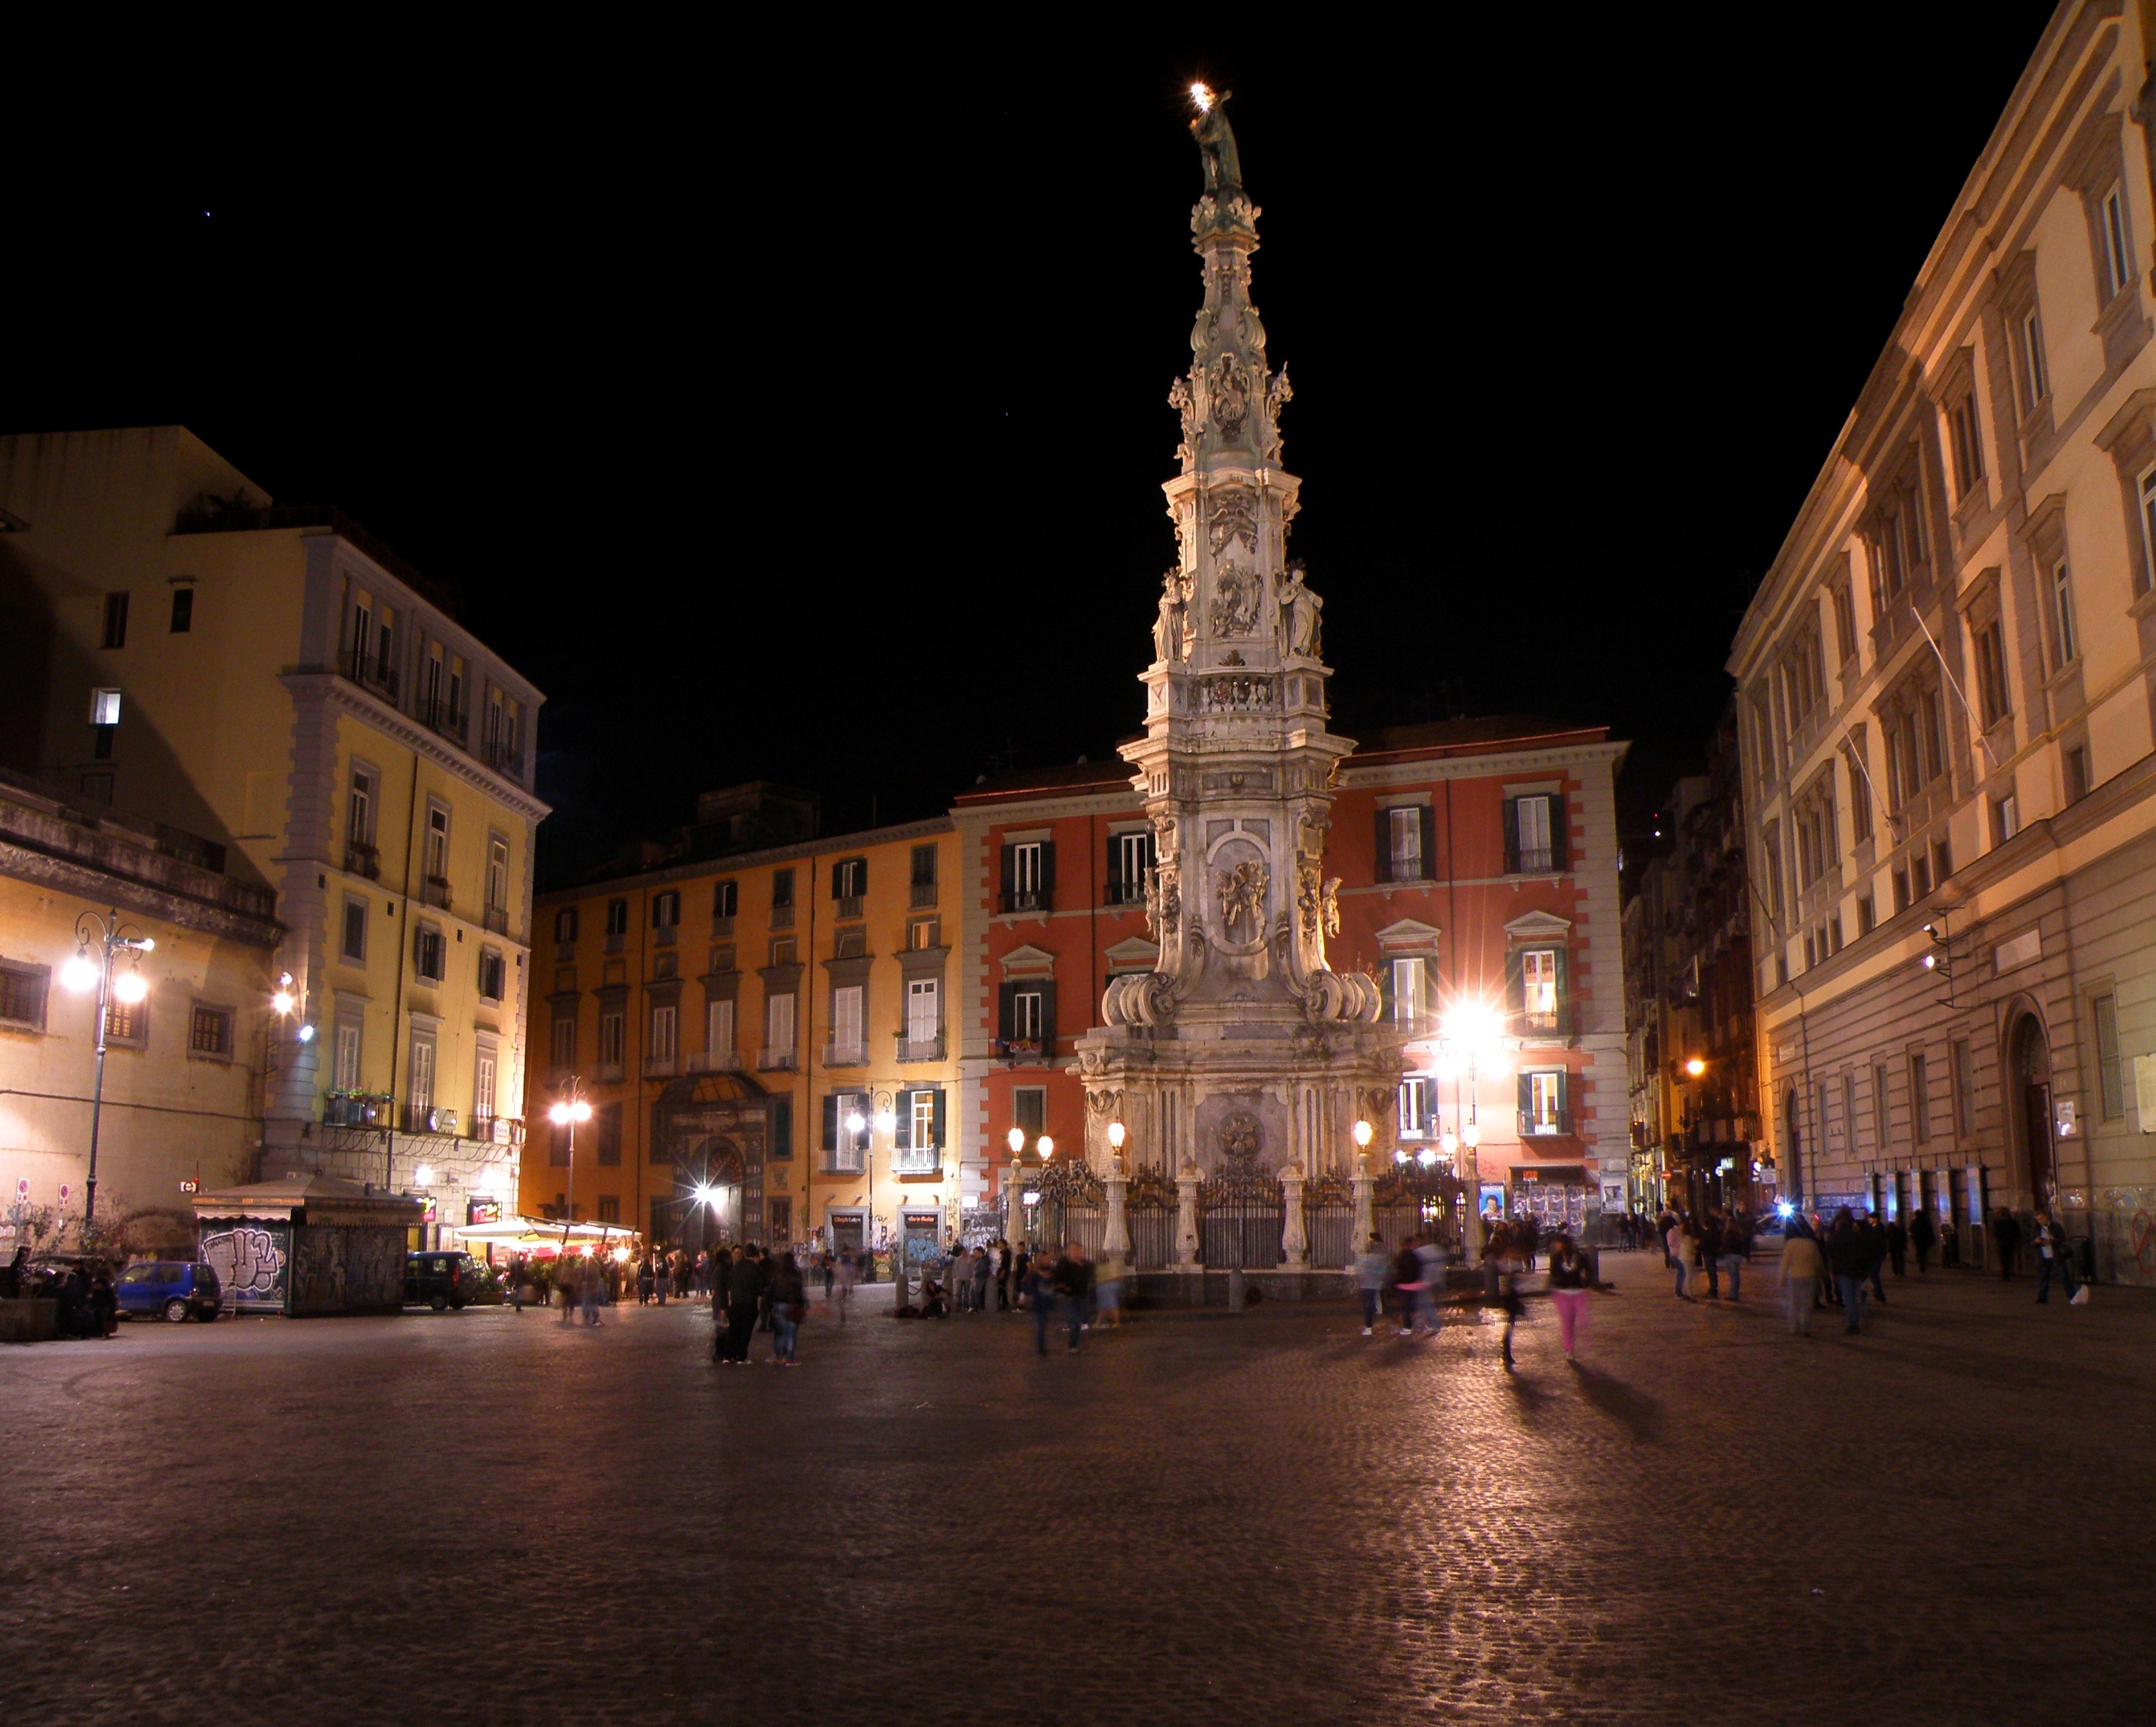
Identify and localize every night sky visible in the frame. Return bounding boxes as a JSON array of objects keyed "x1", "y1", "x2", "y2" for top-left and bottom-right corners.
[{"x1": 12, "y1": 11, "x2": 2058, "y2": 884}]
